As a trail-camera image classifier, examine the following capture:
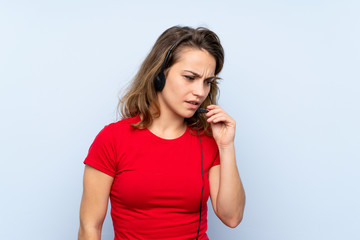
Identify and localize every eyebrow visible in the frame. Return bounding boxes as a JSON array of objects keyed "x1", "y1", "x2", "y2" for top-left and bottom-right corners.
[{"x1": 183, "y1": 70, "x2": 217, "y2": 81}]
